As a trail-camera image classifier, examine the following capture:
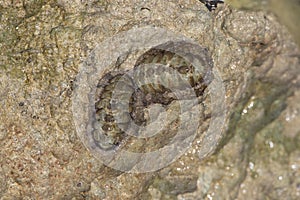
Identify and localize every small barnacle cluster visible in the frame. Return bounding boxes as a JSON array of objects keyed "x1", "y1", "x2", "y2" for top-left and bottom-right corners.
[{"x1": 199, "y1": 0, "x2": 224, "y2": 11}]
